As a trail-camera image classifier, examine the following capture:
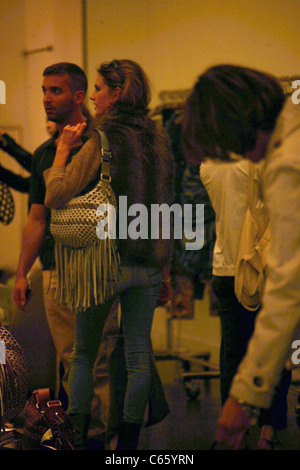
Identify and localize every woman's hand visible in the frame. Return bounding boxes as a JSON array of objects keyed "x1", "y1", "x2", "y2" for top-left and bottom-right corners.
[
  {"x1": 57, "y1": 122, "x2": 87, "y2": 151},
  {"x1": 215, "y1": 396, "x2": 251, "y2": 449},
  {"x1": 54, "y1": 122, "x2": 87, "y2": 167}
]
